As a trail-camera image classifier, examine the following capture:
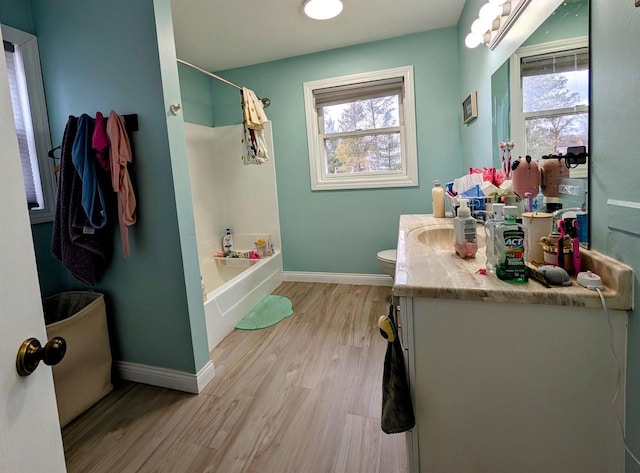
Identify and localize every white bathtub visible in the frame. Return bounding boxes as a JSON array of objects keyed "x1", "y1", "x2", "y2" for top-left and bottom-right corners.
[{"x1": 201, "y1": 251, "x2": 283, "y2": 350}]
